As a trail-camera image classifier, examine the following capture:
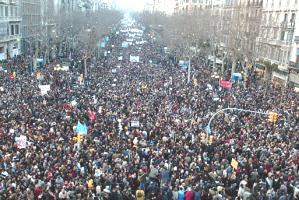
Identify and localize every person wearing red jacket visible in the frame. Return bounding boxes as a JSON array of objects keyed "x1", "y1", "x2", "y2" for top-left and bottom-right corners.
[{"x1": 185, "y1": 187, "x2": 194, "y2": 200}]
